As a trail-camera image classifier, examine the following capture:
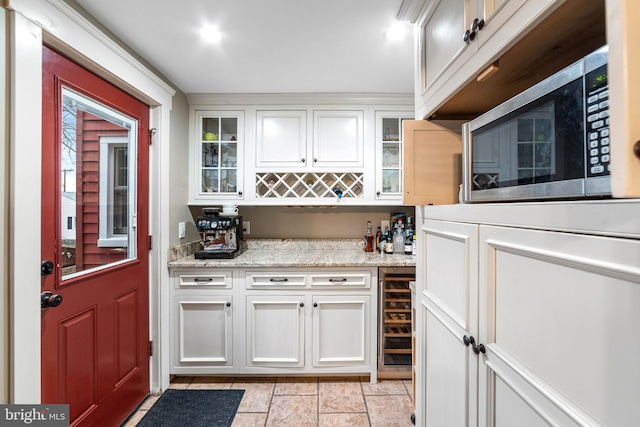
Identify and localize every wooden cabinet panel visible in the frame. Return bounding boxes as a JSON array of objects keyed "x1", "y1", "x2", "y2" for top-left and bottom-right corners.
[{"x1": 403, "y1": 120, "x2": 463, "y2": 206}]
